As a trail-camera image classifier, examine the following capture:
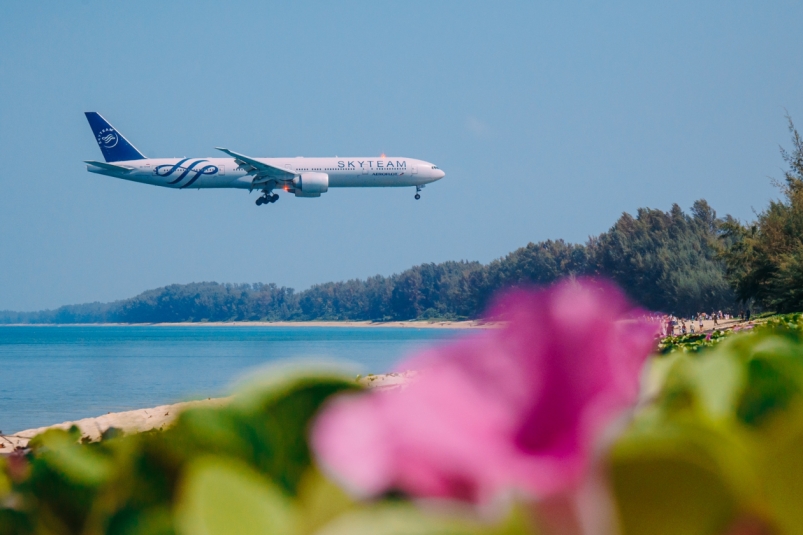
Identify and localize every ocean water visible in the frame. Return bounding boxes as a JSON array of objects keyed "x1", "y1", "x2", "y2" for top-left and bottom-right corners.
[{"x1": 0, "y1": 326, "x2": 468, "y2": 434}]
